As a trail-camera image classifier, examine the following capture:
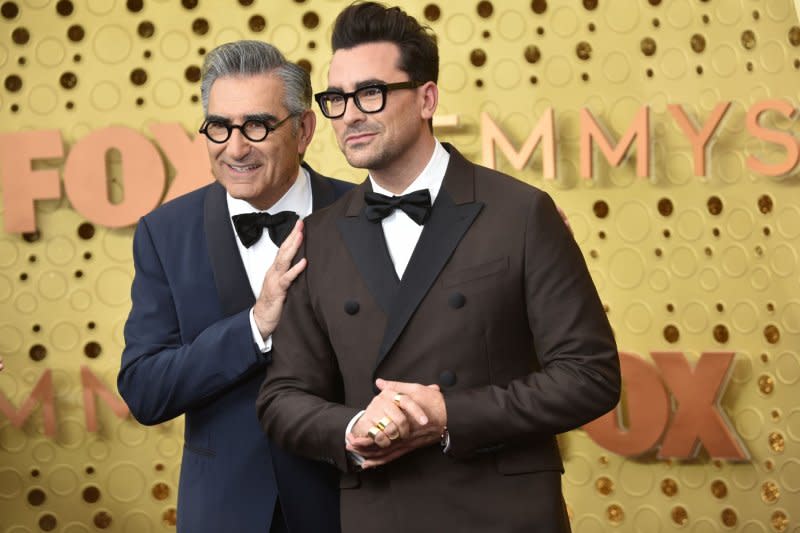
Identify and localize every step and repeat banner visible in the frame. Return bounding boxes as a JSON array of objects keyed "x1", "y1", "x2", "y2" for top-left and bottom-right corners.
[{"x1": 1, "y1": 0, "x2": 799, "y2": 531}]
